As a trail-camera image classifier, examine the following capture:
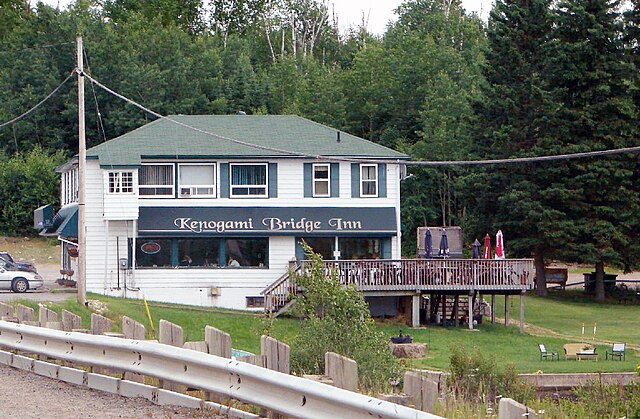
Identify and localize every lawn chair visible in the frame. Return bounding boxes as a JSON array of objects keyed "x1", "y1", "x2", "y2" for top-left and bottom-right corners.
[
  {"x1": 606, "y1": 343, "x2": 625, "y2": 361},
  {"x1": 539, "y1": 343, "x2": 558, "y2": 361}
]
